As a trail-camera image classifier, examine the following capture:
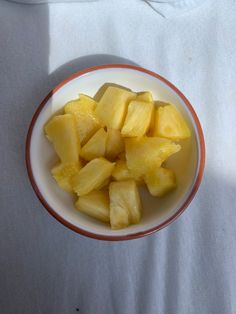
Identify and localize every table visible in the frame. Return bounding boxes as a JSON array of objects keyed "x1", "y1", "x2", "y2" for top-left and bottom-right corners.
[{"x1": 1, "y1": 1, "x2": 236, "y2": 313}]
